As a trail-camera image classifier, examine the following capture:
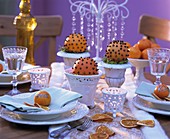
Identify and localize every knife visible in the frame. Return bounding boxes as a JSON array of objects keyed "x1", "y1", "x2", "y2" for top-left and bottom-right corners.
[{"x1": 50, "y1": 118, "x2": 85, "y2": 138}]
